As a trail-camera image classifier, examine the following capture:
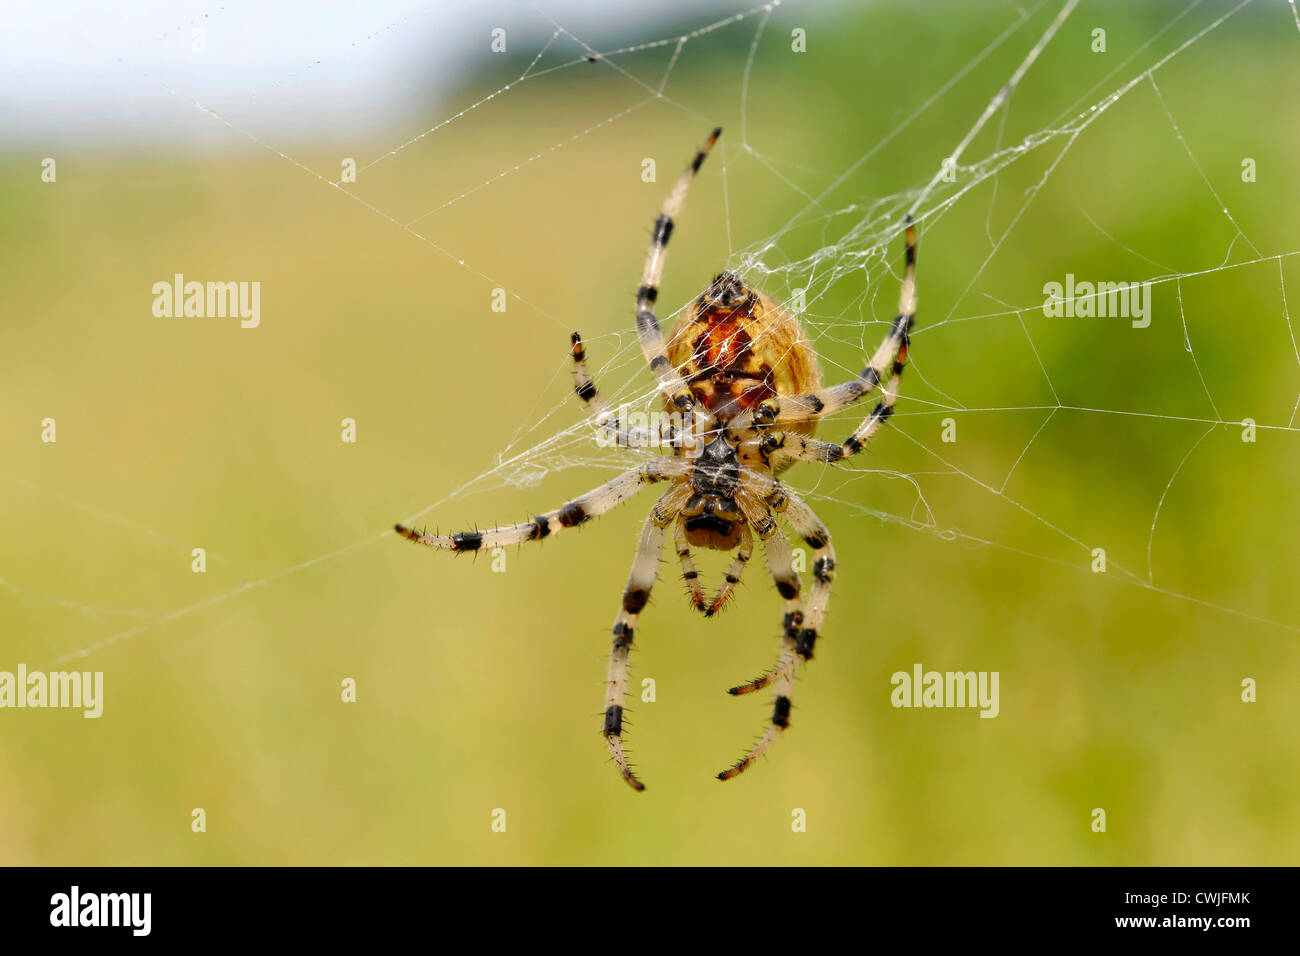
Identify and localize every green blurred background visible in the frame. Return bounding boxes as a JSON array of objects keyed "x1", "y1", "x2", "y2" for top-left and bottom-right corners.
[{"x1": 2, "y1": 0, "x2": 1299, "y2": 865}]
